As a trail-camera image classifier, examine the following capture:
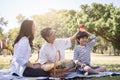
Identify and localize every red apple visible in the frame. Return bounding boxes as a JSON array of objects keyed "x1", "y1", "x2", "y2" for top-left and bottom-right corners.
[{"x1": 79, "y1": 24, "x2": 85, "y2": 28}]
